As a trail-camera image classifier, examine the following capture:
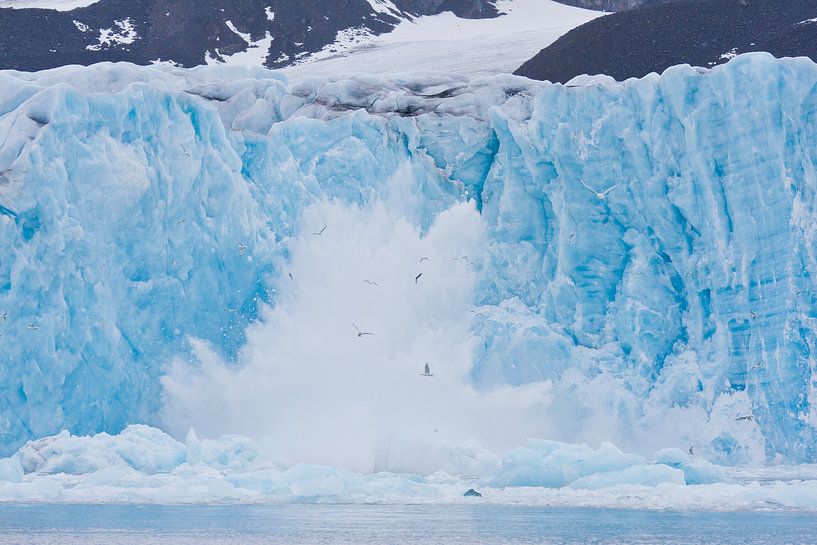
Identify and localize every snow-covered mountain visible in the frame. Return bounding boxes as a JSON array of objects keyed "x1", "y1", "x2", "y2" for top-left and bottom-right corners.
[
  {"x1": 282, "y1": 0, "x2": 601, "y2": 79},
  {"x1": 517, "y1": 0, "x2": 817, "y2": 82},
  {"x1": 0, "y1": 0, "x2": 98, "y2": 8},
  {"x1": 0, "y1": 0, "x2": 507, "y2": 72}
]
